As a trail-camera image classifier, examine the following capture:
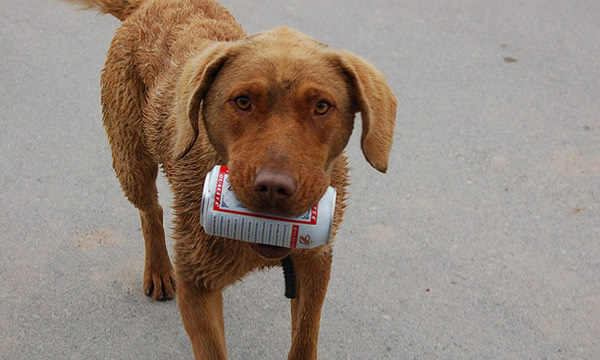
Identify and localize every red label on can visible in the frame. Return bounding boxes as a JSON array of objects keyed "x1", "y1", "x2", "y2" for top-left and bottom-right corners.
[
  {"x1": 213, "y1": 166, "x2": 229, "y2": 209},
  {"x1": 290, "y1": 225, "x2": 299, "y2": 248}
]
